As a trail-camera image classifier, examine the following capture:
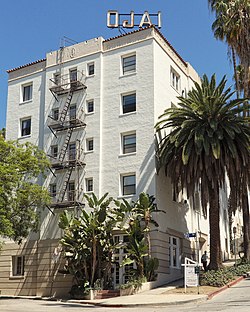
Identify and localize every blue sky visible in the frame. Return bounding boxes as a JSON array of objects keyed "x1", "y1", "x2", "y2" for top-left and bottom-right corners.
[{"x1": 0, "y1": 0, "x2": 234, "y2": 130}]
